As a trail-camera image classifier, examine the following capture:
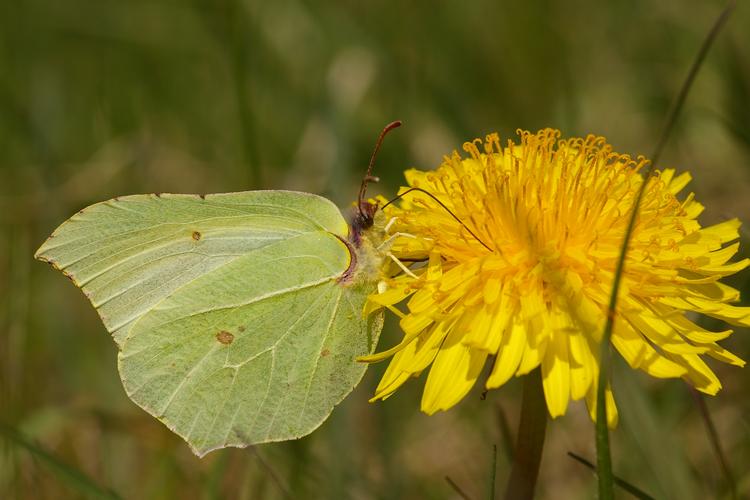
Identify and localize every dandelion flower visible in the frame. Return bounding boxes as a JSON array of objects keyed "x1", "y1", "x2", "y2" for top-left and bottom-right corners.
[{"x1": 361, "y1": 128, "x2": 748, "y2": 424}]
